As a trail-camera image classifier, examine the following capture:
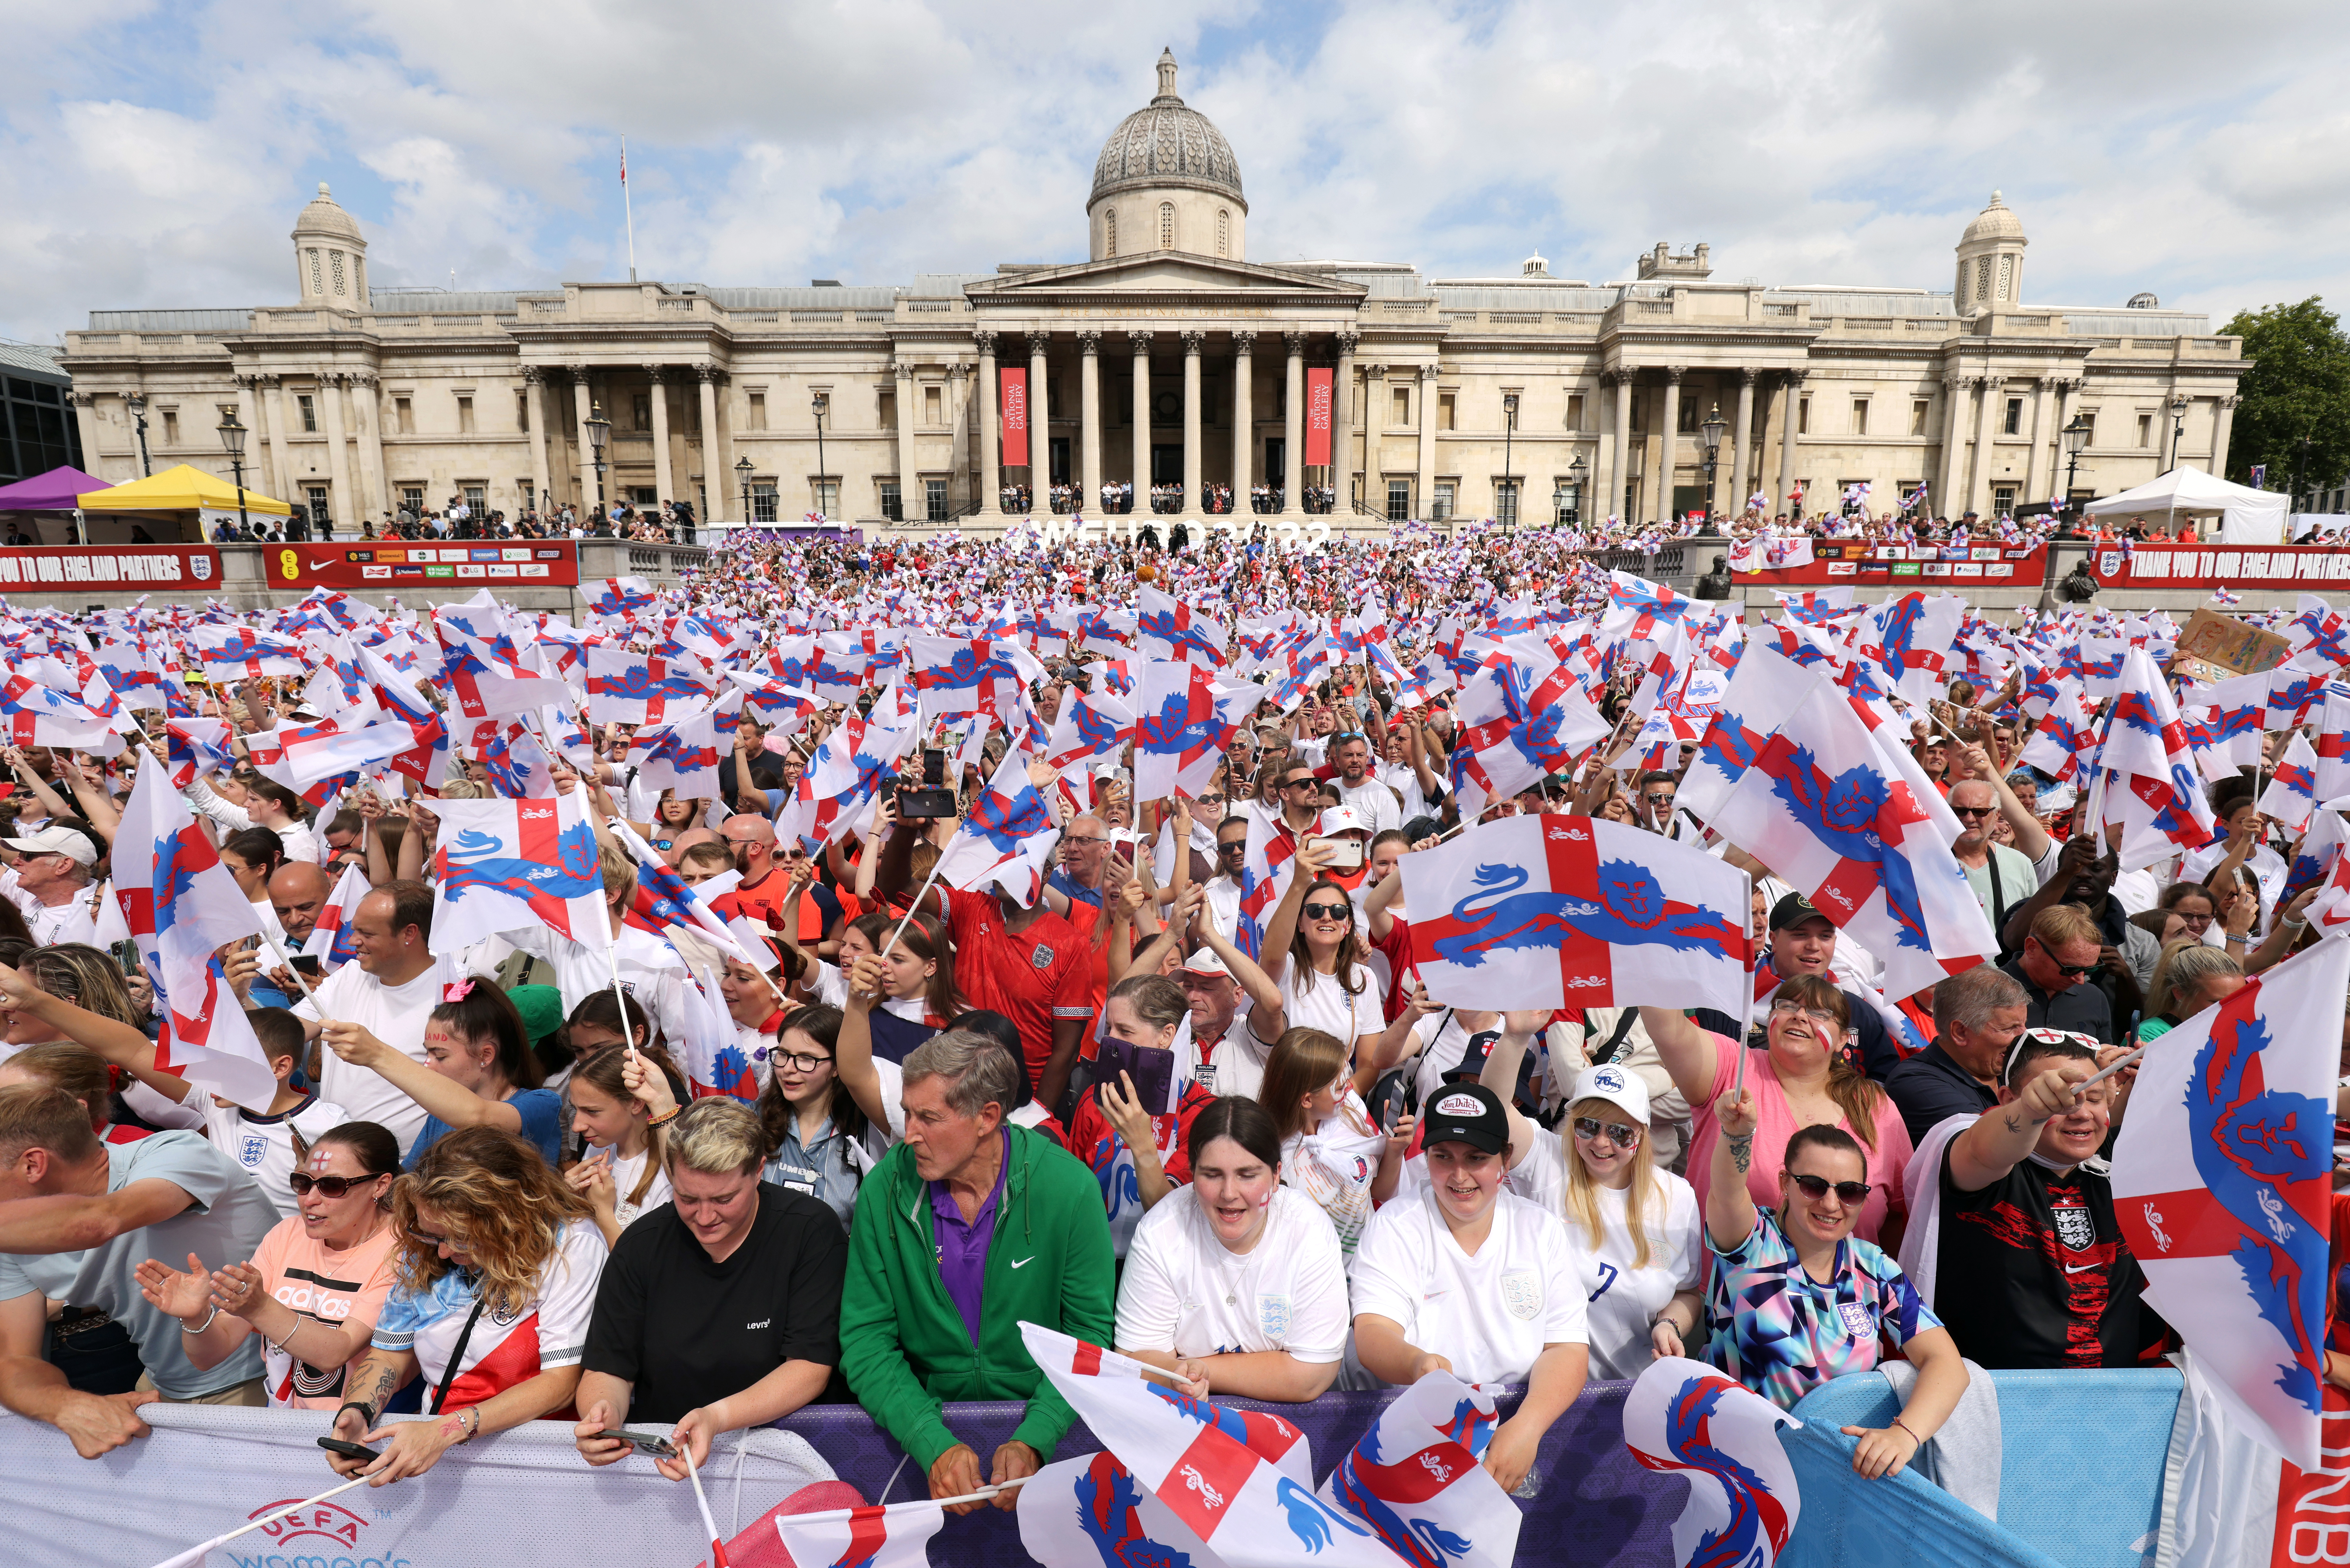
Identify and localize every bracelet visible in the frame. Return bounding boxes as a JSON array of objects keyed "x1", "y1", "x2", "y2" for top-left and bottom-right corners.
[
  {"x1": 1892, "y1": 1417, "x2": 1925, "y2": 1446},
  {"x1": 2286, "y1": 917, "x2": 2310, "y2": 930},
  {"x1": 269, "y1": 1320, "x2": 301, "y2": 1353},
  {"x1": 461, "y1": 1406, "x2": 481, "y2": 1443},
  {"x1": 336, "y1": 1400, "x2": 377, "y2": 1429},
  {"x1": 180, "y1": 1306, "x2": 219, "y2": 1335},
  {"x1": 646, "y1": 1105, "x2": 681, "y2": 1128}
]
